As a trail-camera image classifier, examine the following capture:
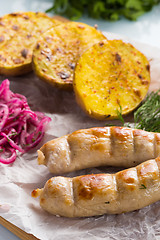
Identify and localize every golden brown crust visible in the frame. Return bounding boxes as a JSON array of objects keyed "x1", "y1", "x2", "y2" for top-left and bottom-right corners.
[
  {"x1": 74, "y1": 174, "x2": 115, "y2": 201},
  {"x1": 32, "y1": 21, "x2": 106, "y2": 90},
  {"x1": 133, "y1": 129, "x2": 154, "y2": 141},
  {"x1": 38, "y1": 126, "x2": 160, "y2": 174},
  {"x1": 32, "y1": 156, "x2": 160, "y2": 217},
  {"x1": 0, "y1": 12, "x2": 61, "y2": 76},
  {"x1": 31, "y1": 188, "x2": 42, "y2": 198},
  {"x1": 73, "y1": 39, "x2": 150, "y2": 119},
  {"x1": 111, "y1": 126, "x2": 132, "y2": 142}
]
